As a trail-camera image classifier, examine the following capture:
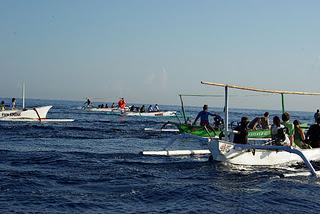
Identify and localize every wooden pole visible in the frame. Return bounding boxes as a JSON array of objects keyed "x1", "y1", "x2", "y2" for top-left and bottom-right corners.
[{"x1": 224, "y1": 86, "x2": 229, "y2": 140}]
